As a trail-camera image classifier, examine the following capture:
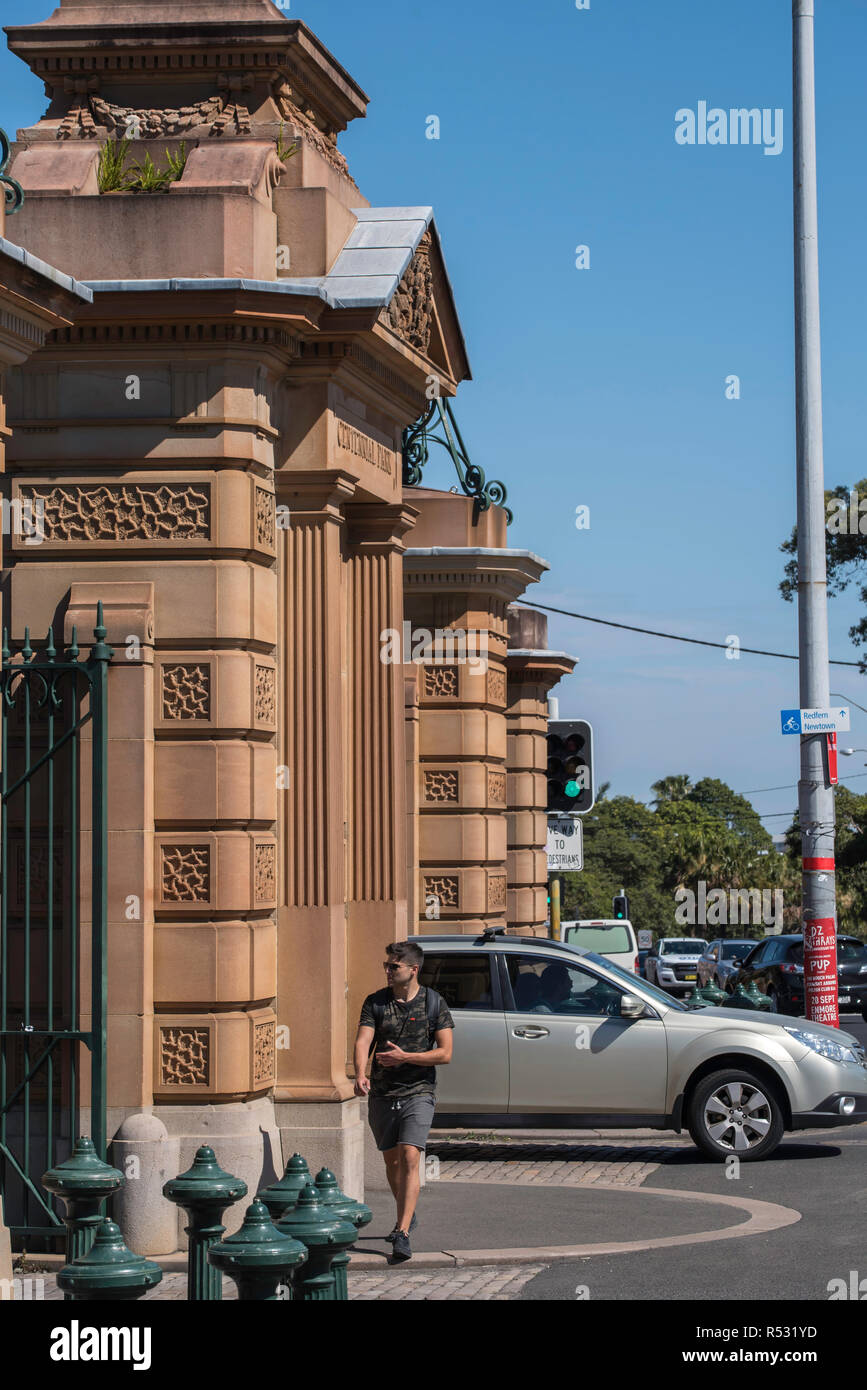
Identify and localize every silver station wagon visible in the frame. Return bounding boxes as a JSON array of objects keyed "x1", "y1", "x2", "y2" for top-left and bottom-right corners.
[{"x1": 414, "y1": 931, "x2": 867, "y2": 1161}]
